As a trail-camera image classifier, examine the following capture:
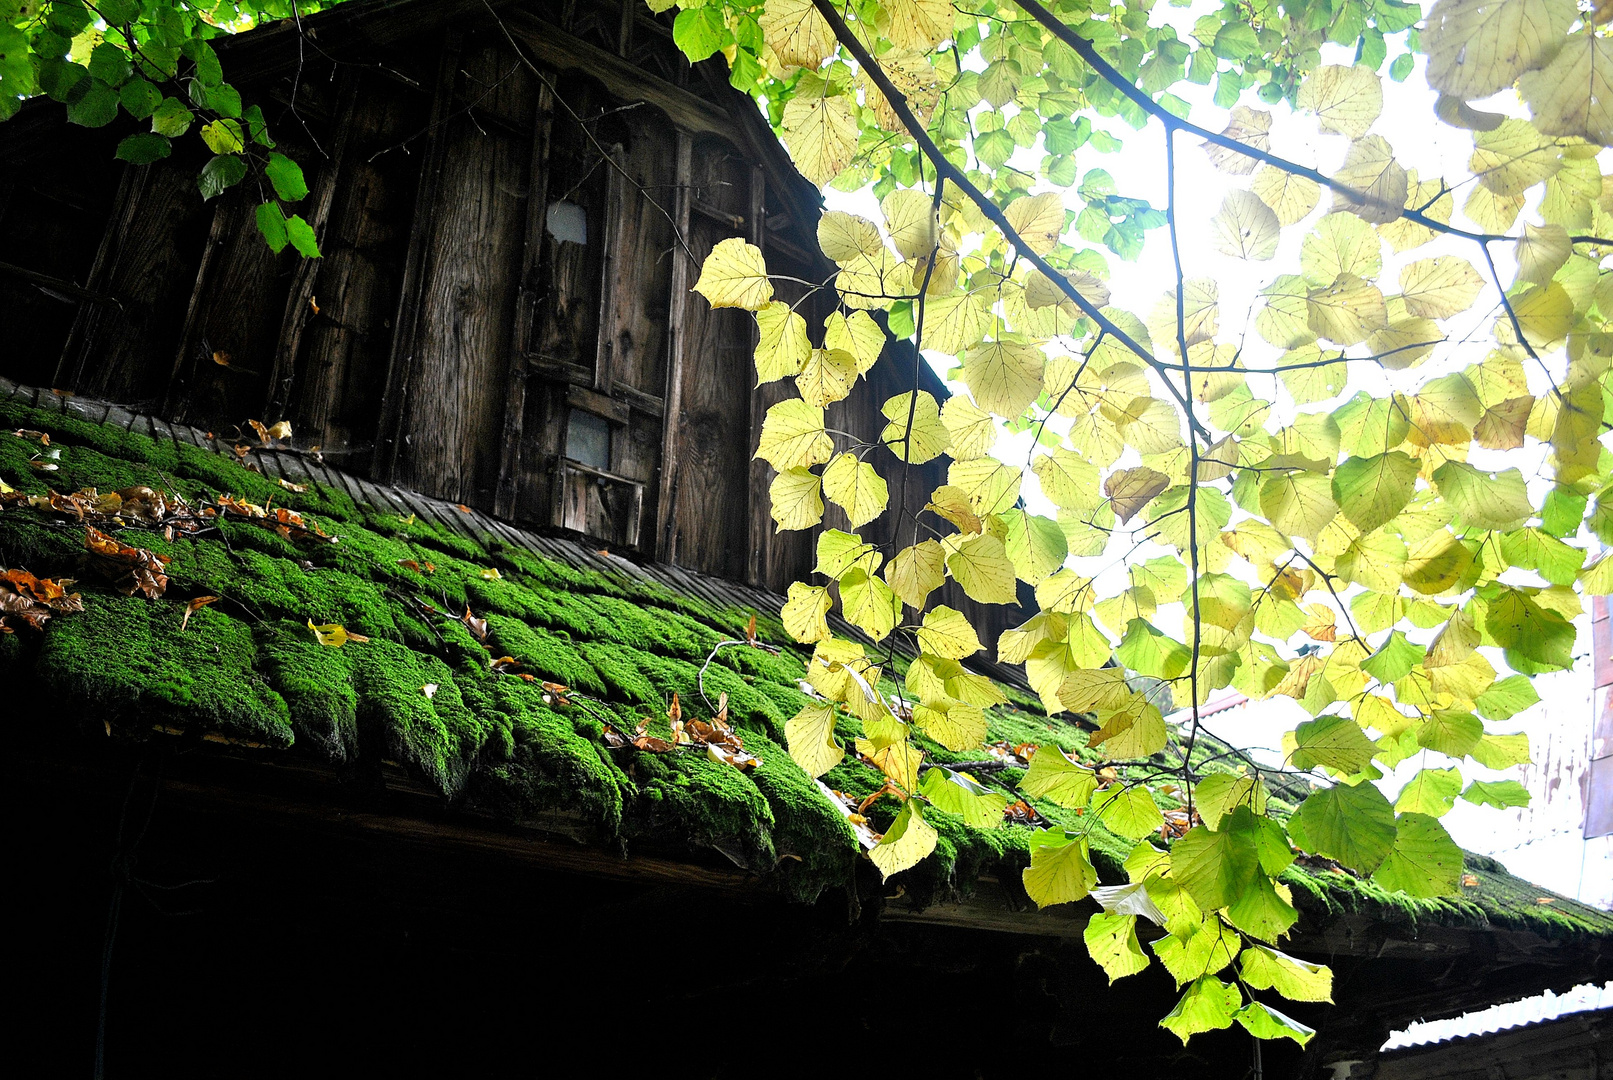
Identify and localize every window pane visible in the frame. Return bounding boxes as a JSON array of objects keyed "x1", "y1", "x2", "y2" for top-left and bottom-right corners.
[{"x1": 565, "y1": 409, "x2": 611, "y2": 471}]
